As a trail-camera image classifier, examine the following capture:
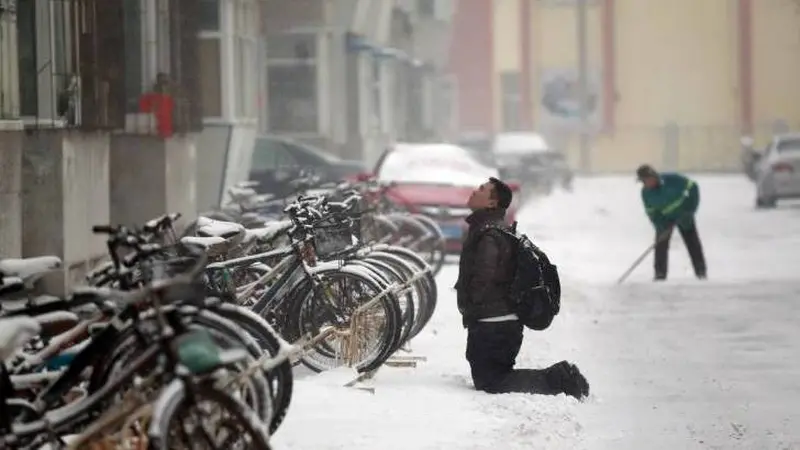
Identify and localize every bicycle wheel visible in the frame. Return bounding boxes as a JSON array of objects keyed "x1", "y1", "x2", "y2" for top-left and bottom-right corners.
[
  {"x1": 88, "y1": 309, "x2": 272, "y2": 424},
  {"x1": 363, "y1": 251, "x2": 428, "y2": 341},
  {"x1": 287, "y1": 265, "x2": 403, "y2": 373},
  {"x1": 409, "y1": 213, "x2": 447, "y2": 276},
  {"x1": 148, "y1": 380, "x2": 272, "y2": 450},
  {"x1": 213, "y1": 303, "x2": 293, "y2": 435},
  {"x1": 348, "y1": 257, "x2": 416, "y2": 346},
  {"x1": 371, "y1": 245, "x2": 438, "y2": 339}
]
